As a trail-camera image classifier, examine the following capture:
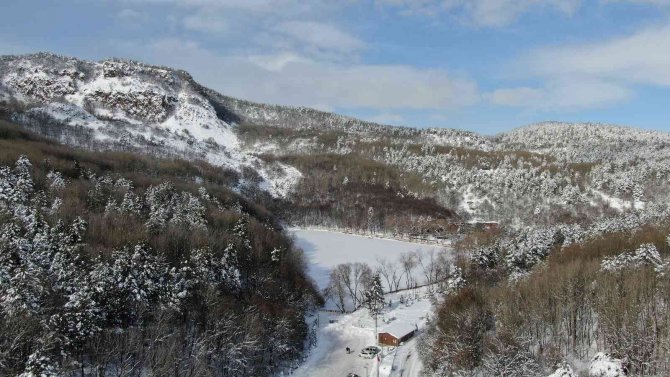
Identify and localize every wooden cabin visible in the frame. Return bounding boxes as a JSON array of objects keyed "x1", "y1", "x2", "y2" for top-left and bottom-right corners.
[{"x1": 378, "y1": 322, "x2": 416, "y2": 346}]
